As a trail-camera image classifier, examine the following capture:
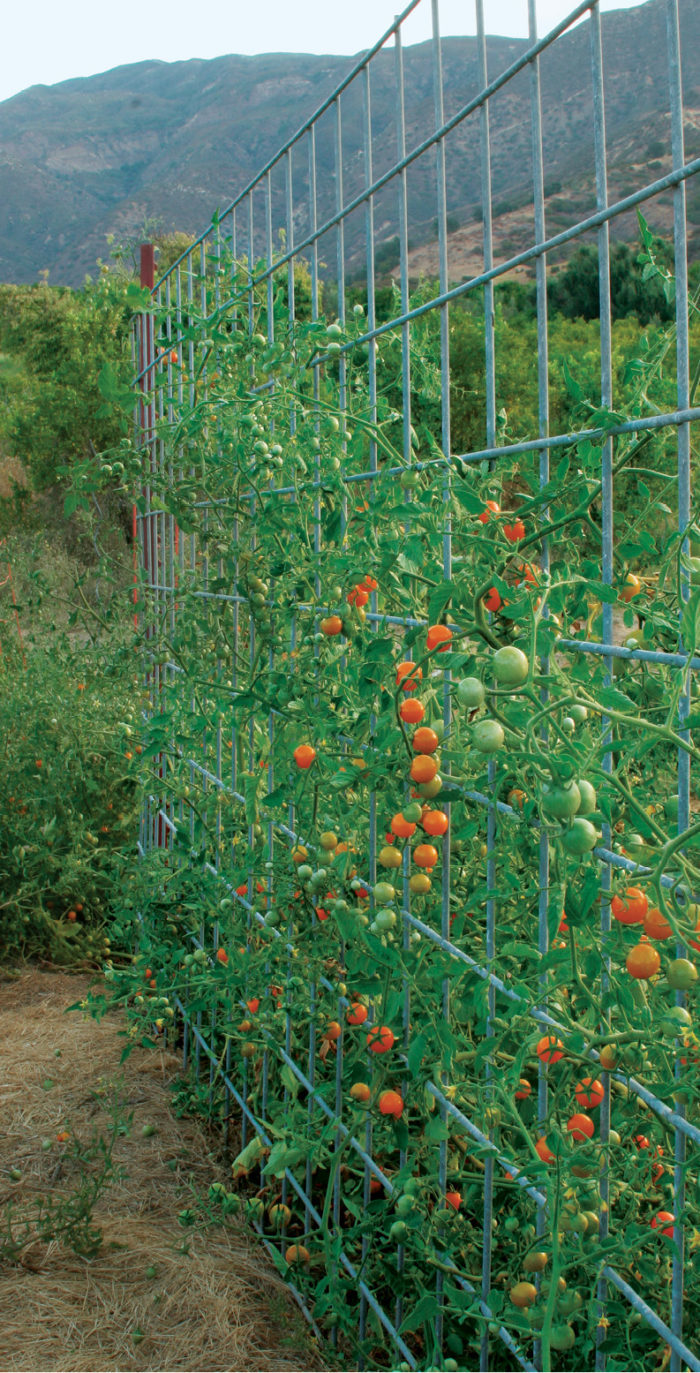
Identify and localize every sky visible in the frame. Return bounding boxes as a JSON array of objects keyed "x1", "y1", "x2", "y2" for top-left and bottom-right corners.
[{"x1": 1, "y1": 0, "x2": 647, "y2": 105}]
